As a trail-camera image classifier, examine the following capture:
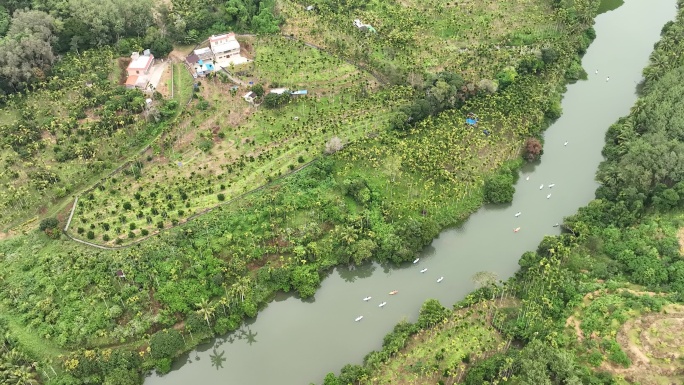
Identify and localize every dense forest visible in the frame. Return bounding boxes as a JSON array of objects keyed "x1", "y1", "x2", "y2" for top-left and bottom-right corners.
[{"x1": 320, "y1": 1, "x2": 684, "y2": 384}]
